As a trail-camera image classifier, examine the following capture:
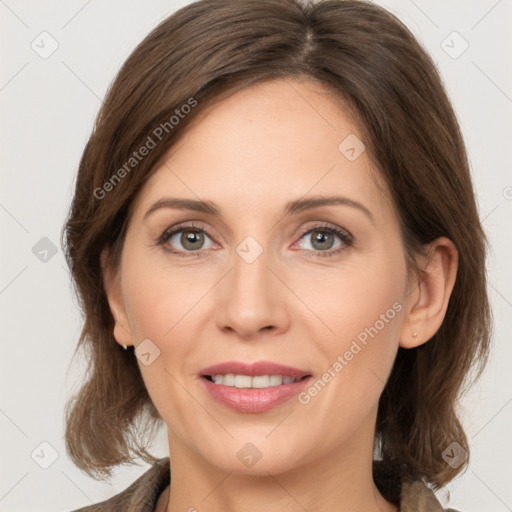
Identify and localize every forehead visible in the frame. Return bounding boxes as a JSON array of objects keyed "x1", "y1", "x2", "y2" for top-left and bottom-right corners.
[{"x1": 131, "y1": 78, "x2": 391, "y2": 221}]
